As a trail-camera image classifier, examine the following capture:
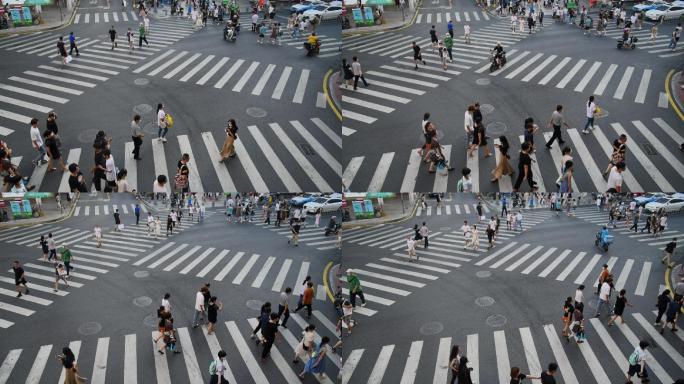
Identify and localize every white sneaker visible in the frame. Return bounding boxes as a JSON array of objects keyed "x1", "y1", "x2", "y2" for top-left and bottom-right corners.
[
  {"x1": 361, "y1": 302, "x2": 367, "y2": 307},
  {"x1": 582, "y1": 130, "x2": 590, "y2": 134},
  {"x1": 162, "y1": 138, "x2": 168, "y2": 143}
]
